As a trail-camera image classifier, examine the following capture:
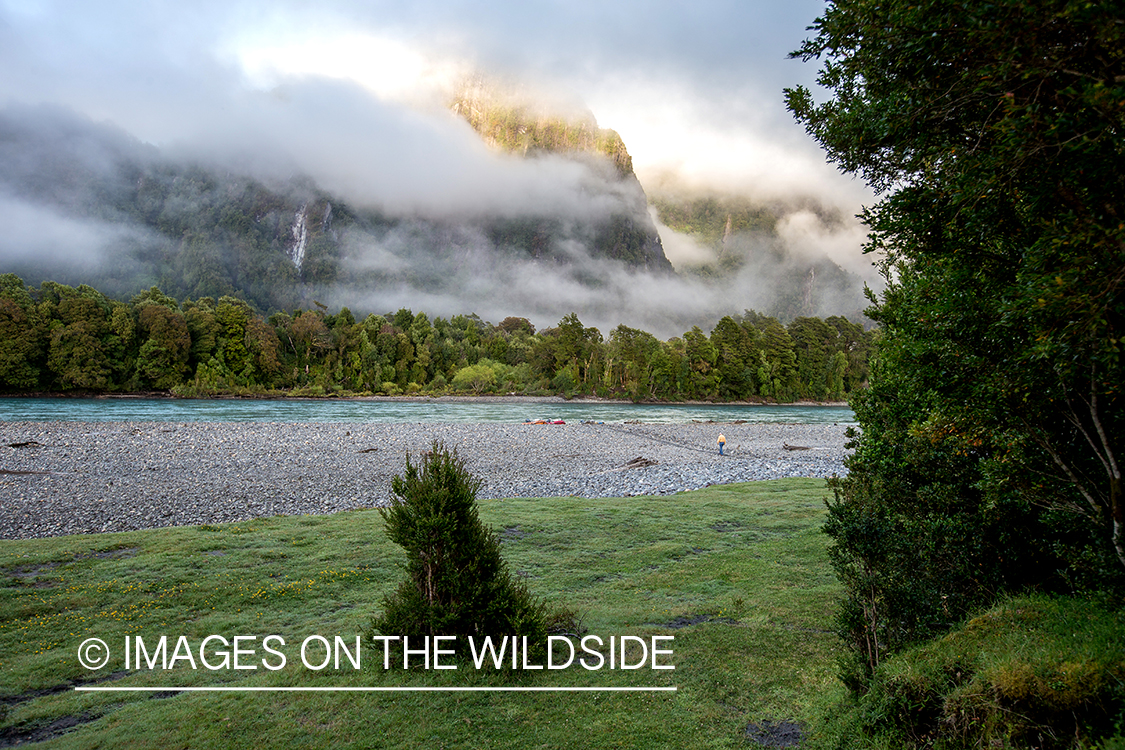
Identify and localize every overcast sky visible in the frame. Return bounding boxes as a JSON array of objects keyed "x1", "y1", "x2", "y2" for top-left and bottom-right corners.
[{"x1": 0, "y1": 0, "x2": 870, "y2": 211}]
